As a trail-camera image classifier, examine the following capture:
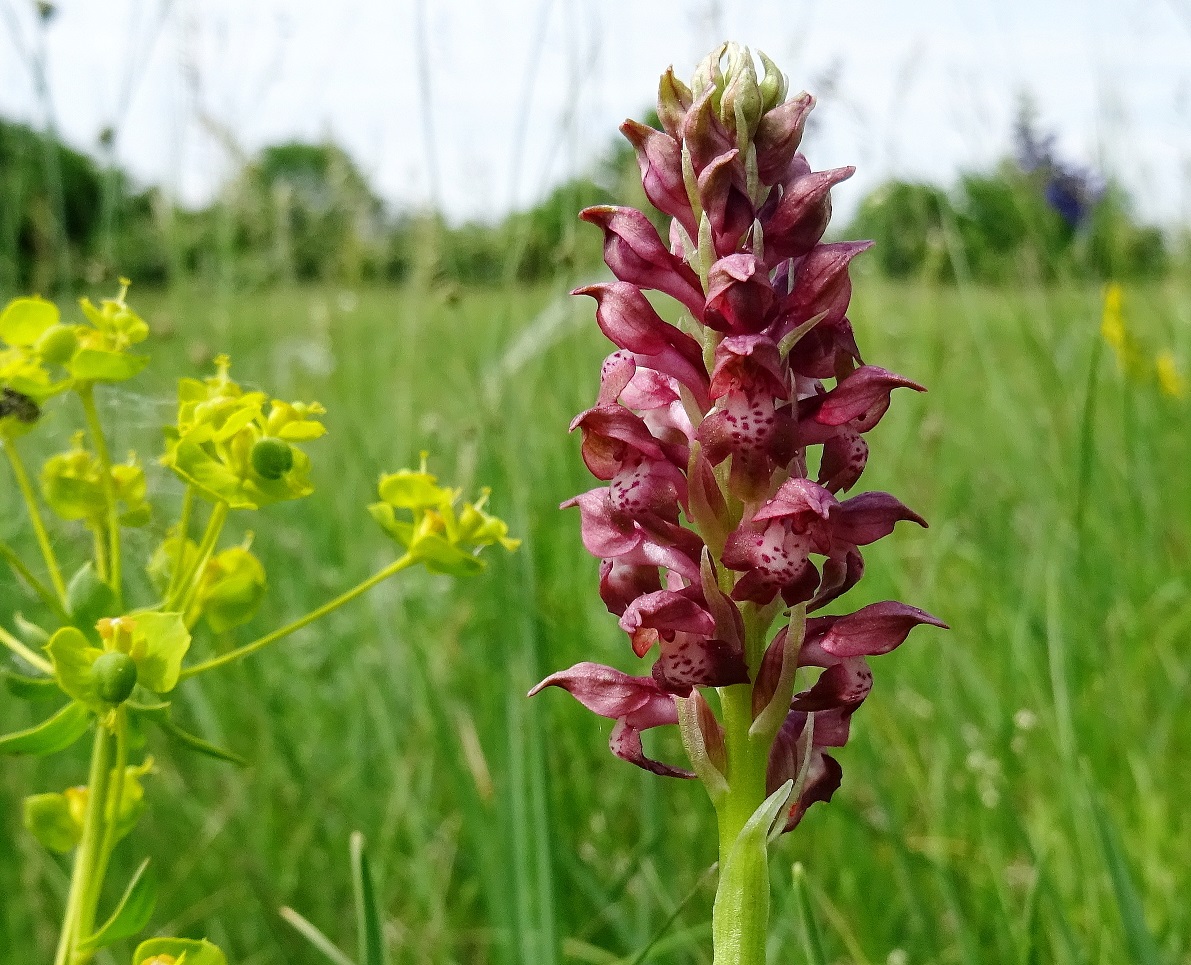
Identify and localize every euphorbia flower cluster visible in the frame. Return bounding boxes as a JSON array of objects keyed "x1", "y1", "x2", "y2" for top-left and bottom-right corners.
[
  {"x1": 532, "y1": 46, "x2": 944, "y2": 960},
  {"x1": 1, "y1": 284, "x2": 518, "y2": 965}
]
